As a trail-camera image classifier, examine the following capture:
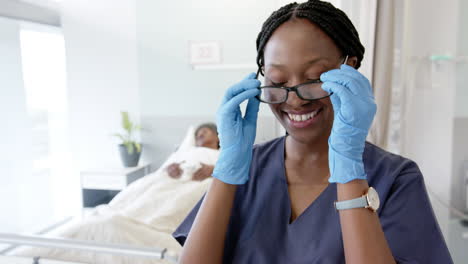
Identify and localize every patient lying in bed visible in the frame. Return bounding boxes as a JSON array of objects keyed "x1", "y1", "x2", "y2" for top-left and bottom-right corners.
[
  {"x1": 165, "y1": 122, "x2": 219, "y2": 181},
  {"x1": 12, "y1": 123, "x2": 220, "y2": 264}
]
